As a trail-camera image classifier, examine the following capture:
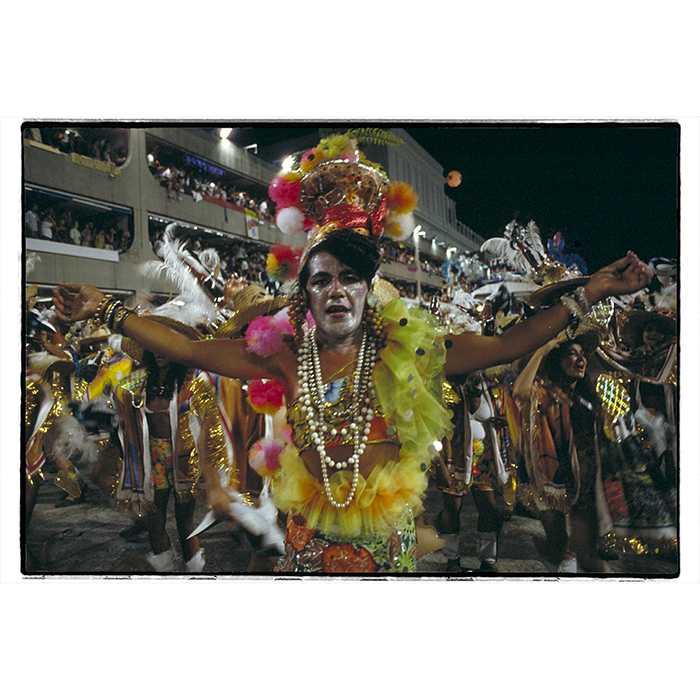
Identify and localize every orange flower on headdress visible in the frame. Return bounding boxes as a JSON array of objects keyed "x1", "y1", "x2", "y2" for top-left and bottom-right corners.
[{"x1": 386, "y1": 181, "x2": 418, "y2": 214}]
